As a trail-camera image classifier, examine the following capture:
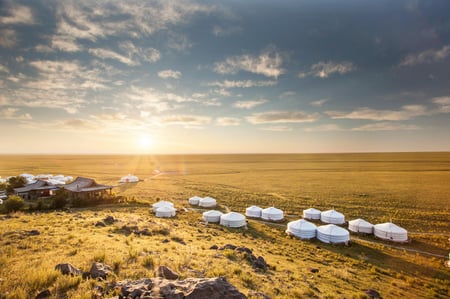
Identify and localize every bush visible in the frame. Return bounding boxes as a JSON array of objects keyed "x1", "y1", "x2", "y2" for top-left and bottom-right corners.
[
  {"x1": 4, "y1": 195, "x2": 24, "y2": 213},
  {"x1": 51, "y1": 189, "x2": 68, "y2": 209},
  {"x1": 6, "y1": 176, "x2": 27, "y2": 194}
]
